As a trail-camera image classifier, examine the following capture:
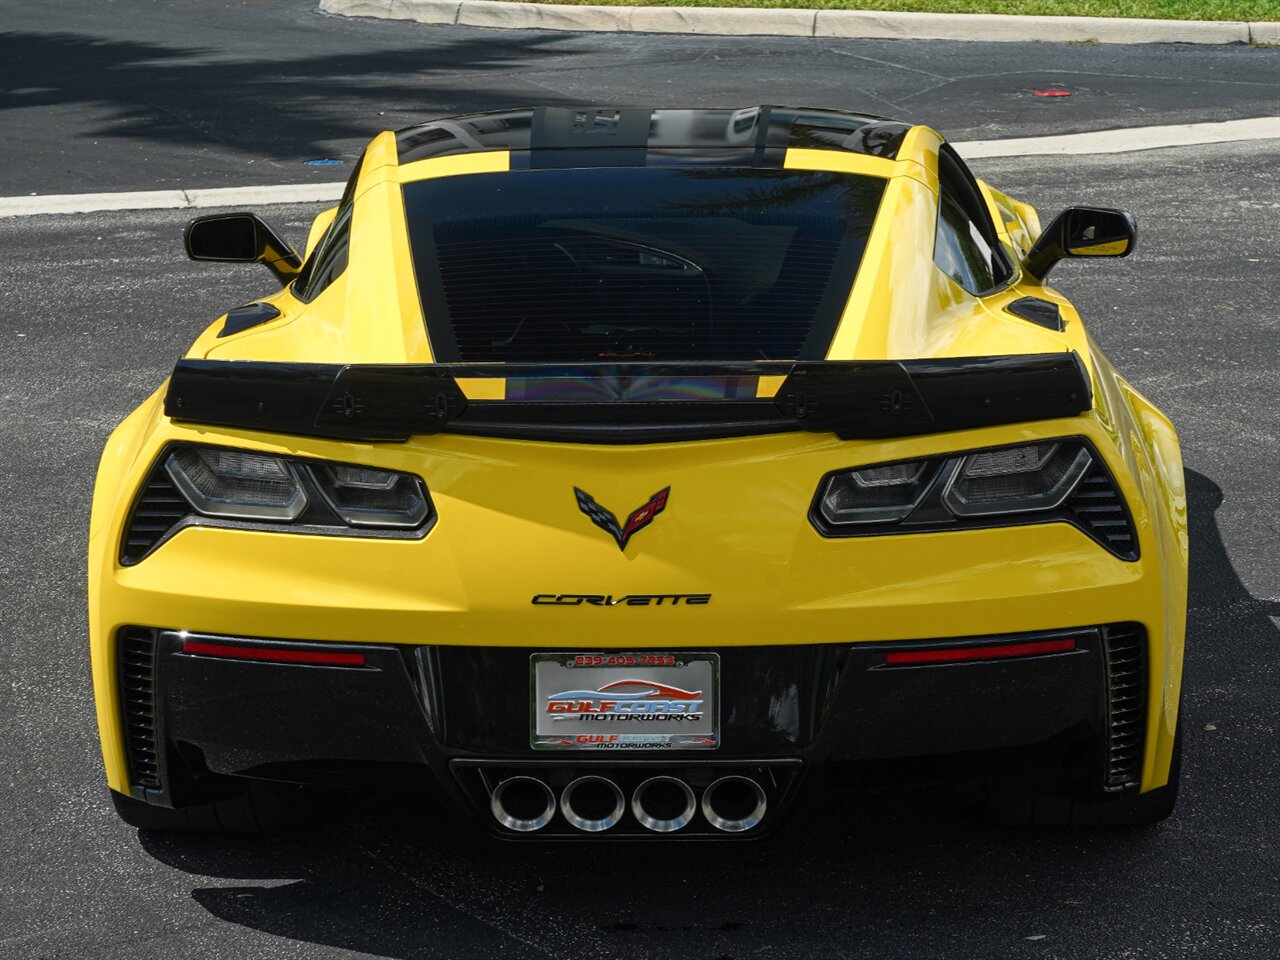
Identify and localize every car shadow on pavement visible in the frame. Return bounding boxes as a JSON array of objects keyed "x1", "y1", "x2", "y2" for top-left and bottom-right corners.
[{"x1": 135, "y1": 467, "x2": 1280, "y2": 959}]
